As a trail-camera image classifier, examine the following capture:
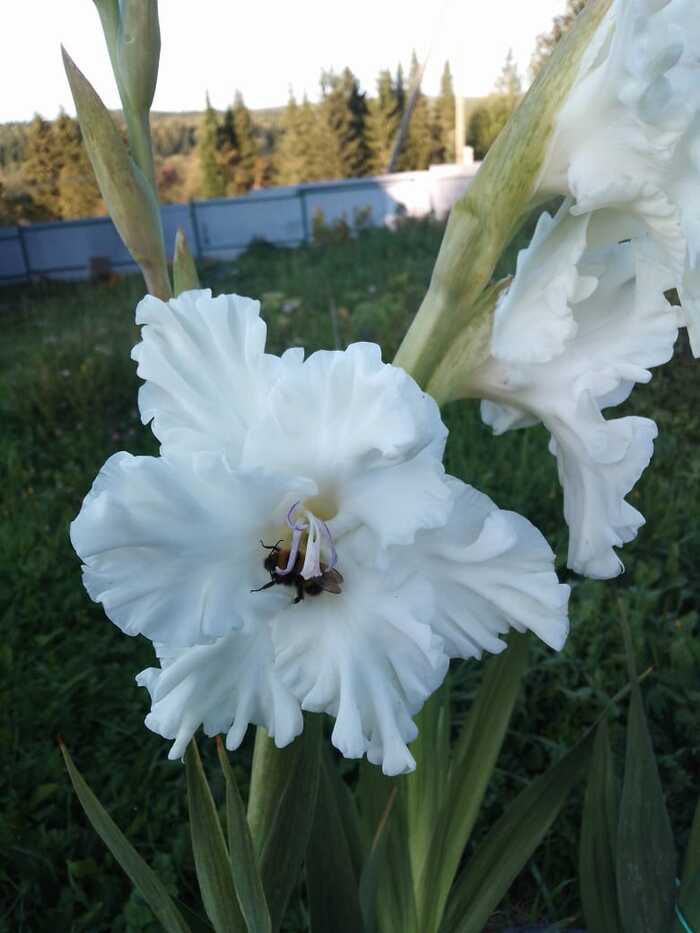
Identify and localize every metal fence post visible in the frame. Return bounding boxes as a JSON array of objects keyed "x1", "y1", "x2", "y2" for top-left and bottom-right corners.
[
  {"x1": 188, "y1": 200, "x2": 203, "y2": 258},
  {"x1": 17, "y1": 225, "x2": 31, "y2": 282},
  {"x1": 298, "y1": 188, "x2": 310, "y2": 244}
]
